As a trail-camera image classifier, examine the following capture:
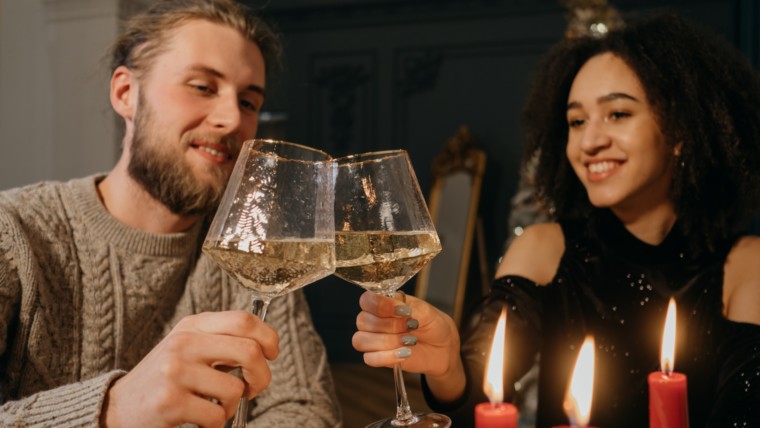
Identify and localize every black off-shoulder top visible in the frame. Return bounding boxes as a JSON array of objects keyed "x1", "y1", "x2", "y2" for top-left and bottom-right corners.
[{"x1": 423, "y1": 210, "x2": 760, "y2": 427}]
